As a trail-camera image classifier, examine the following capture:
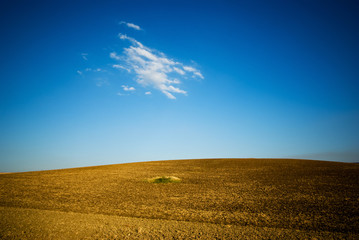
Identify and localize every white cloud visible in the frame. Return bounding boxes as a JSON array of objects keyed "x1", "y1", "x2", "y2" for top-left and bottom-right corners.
[
  {"x1": 82, "y1": 29, "x2": 203, "y2": 98},
  {"x1": 122, "y1": 85, "x2": 136, "y2": 91},
  {"x1": 120, "y1": 21, "x2": 142, "y2": 31},
  {"x1": 81, "y1": 53, "x2": 88, "y2": 61},
  {"x1": 83, "y1": 68, "x2": 105, "y2": 73},
  {"x1": 172, "y1": 79, "x2": 181, "y2": 84},
  {"x1": 113, "y1": 64, "x2": 130, "y2": 72},
  {"x1": 194, "y1": 71, "x2": 204, "y2": 79},
  {"x1": 110, "y1": 52, "x2": 121, "y2": 60},
  {"x1": 113, "y1": 33, "x2": 204, "y2": 99},
  {"x1": 183, "y1": 66, "x2": 196, "y2": 72},
  {"x1": 96, "y1": 78, "x2": 109, "y2": 87},
  {"x1": 118, "y1": 33, "x2": 144, "y2": 48},
  {"x1": 183, "y1": 66, "x2": 204, "y2": 79},
  {"x1": 173, "y1": 67, "x2": 185, "y2": 75},
  {"x1": 127, "y1": 23, "x2": 141, "y2": 31}
]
